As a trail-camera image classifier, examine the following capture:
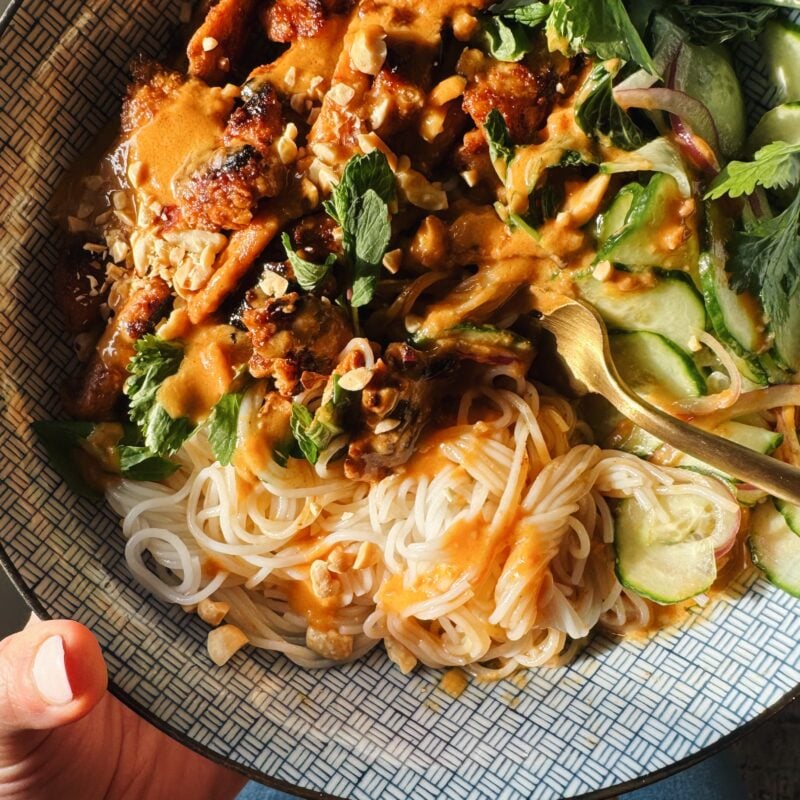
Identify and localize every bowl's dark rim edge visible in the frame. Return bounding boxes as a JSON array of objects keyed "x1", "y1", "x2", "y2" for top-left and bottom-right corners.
[
  {"x1": 2, "y1": 539, "x2": 798, "y2": 800},
  {"x1": 1, "y1": 3, "x2": 798, "y2": 797}
]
